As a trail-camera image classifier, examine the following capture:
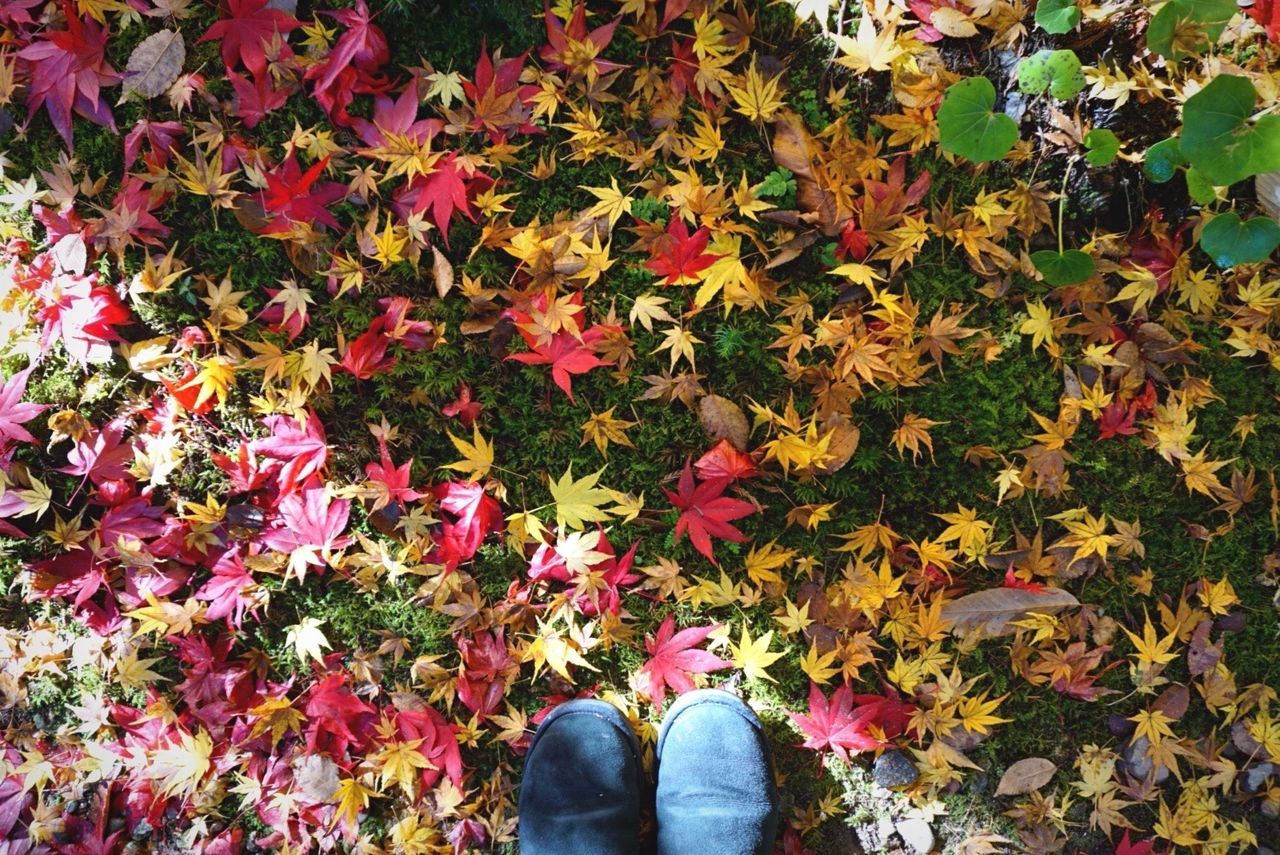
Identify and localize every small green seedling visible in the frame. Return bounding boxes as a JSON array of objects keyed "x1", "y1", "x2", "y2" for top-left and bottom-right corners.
[
  {"x1": 937, "y1": 76, "x2": 1020, "y2": 163},
  {"x1": 1083, "y1": 129, "x2": 1120, "y2": 167}
]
